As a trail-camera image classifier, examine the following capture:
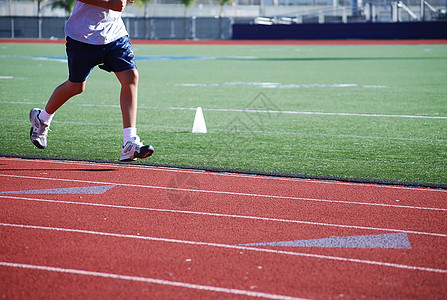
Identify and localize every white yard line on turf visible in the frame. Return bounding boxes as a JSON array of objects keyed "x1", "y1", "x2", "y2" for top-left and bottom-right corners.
[
  {"x1": 1, "y1": 117, "x2": 446, "y2": 142},
  {"x1": 1, "y1": 100, "x2": 446, "y2": 119}
]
